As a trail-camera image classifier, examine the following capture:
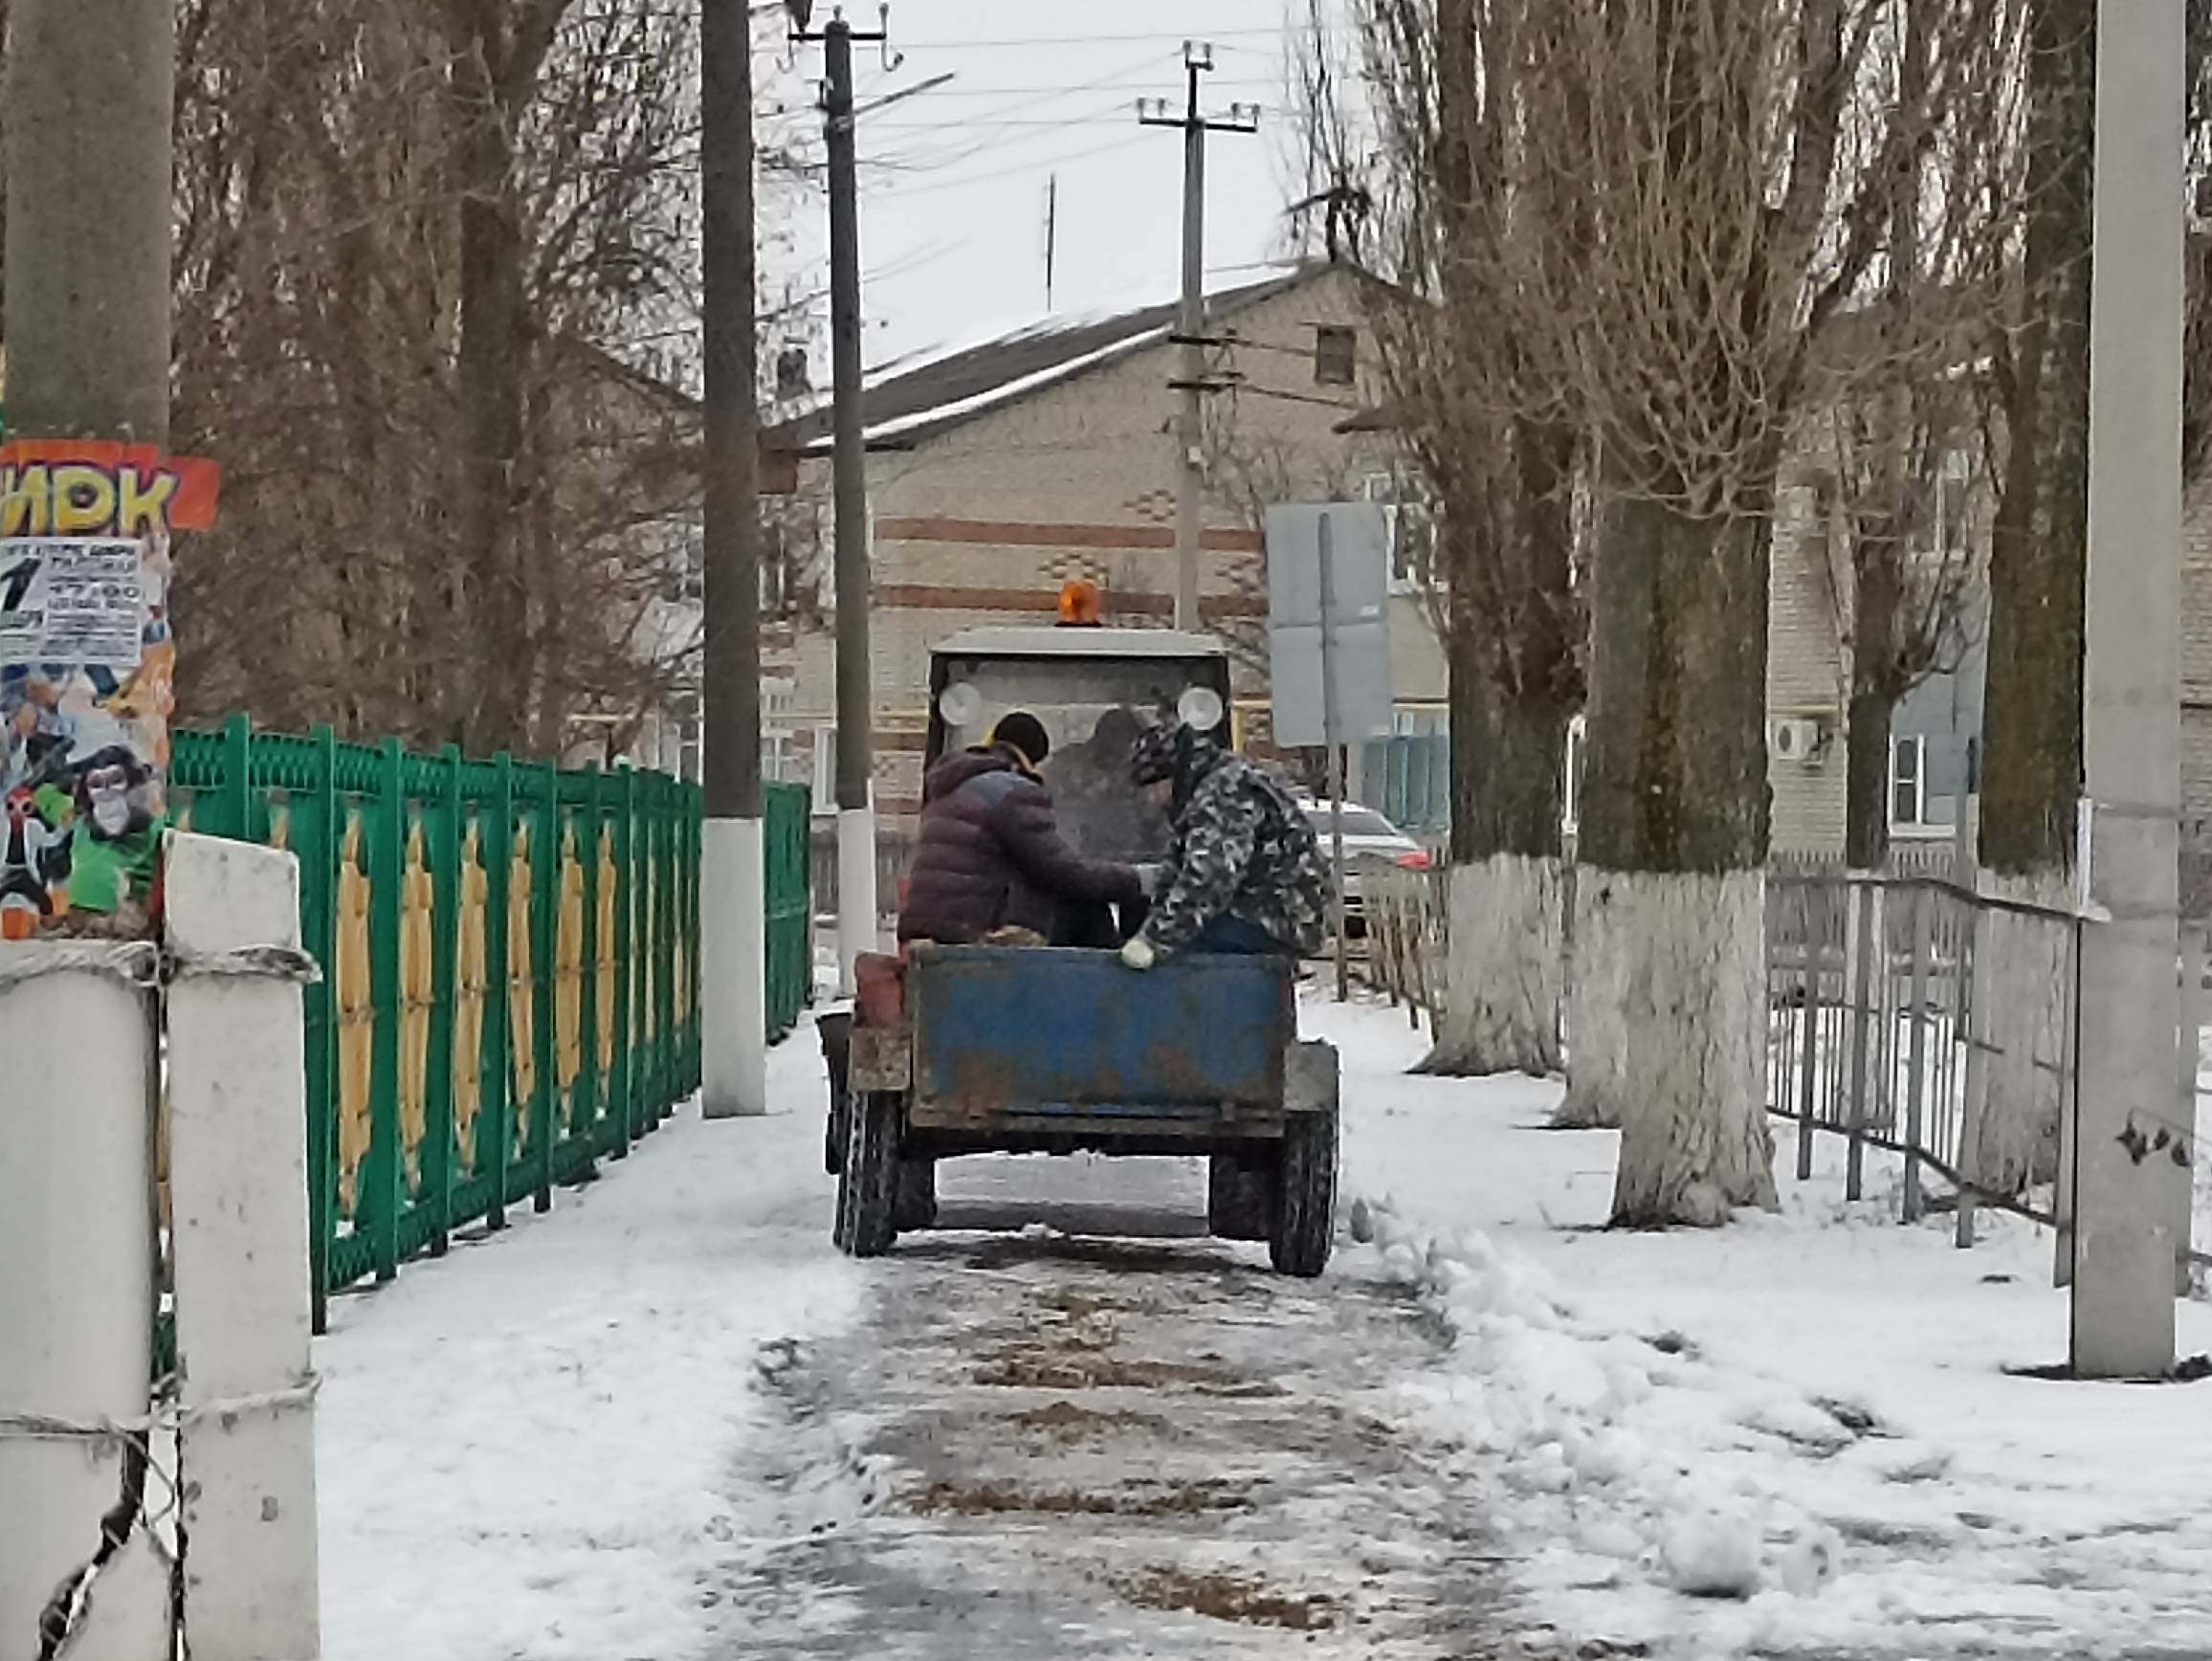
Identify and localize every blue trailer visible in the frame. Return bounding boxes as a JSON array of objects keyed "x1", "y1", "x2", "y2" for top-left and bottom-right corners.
[
  {"x1": 818, "y1": 614, "x2": 1340, "y2": 1276},
  {"x1": 835, "y1": 944, "x2": 1339, "y2": 1275}
]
